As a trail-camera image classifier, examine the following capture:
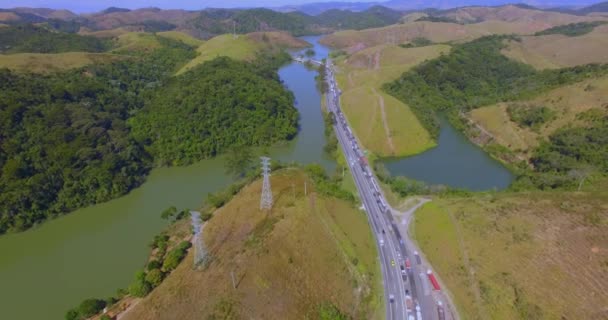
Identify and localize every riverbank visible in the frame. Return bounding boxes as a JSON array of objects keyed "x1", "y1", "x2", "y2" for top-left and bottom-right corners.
[{"x1": 0, "y1": 35, "x2": 335, "y2": 320}]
